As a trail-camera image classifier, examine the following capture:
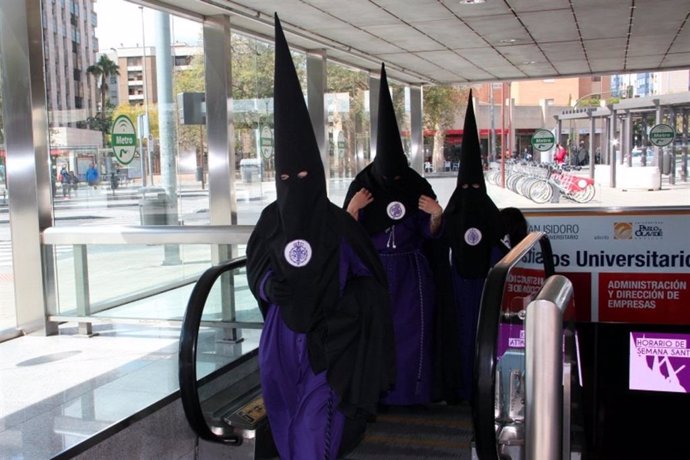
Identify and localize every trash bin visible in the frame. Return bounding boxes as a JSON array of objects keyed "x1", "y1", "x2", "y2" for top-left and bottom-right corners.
[
  {"x1": 139, "y1": 188, "x2": 169, "y2": 225},
  {"x1": 240, "y1": 158, "x2": 262, "y2": 183},
  {"x1": 662, "y1": 149, "x2": 673, "y2": 175}
]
